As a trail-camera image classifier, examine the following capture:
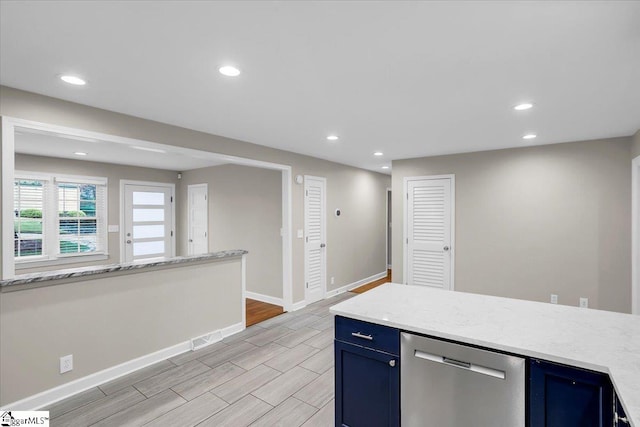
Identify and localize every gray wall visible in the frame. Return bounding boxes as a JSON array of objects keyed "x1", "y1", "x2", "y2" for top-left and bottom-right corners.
[
  {"x1": 0, "y1": 258, "x2": 243, "y2": 405},
  {"x1": 392, "y1": 137, "x2": 632, "y2": 313},
  {"x1": 1, "y1": 86, "x2": 390, "y2": 303},
  {"x1": 15, "y1": 154, "x2": 179, "y2": 273},
  {"x1": 632, "y1": 129, "x2": 640, "y2": 159},
  {"x1": 178, "y1": 164, "x2": 283, "y2": 299}
]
